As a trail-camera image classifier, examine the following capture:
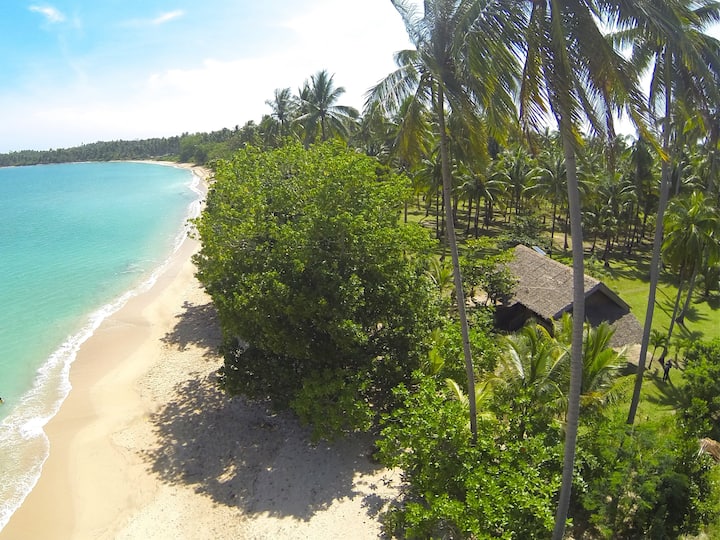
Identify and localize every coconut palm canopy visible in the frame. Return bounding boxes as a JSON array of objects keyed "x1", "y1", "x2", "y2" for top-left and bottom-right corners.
[{"x1": 497, "y1": 245, "x2": 643, "y2": 347}]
